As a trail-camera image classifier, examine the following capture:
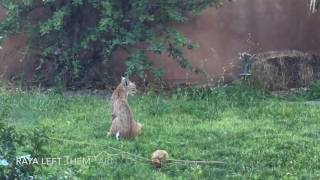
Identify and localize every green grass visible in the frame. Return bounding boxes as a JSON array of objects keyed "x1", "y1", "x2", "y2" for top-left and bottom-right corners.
[{"x1": 1, "y1": 83, "x2": 320, "y2": 179}]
